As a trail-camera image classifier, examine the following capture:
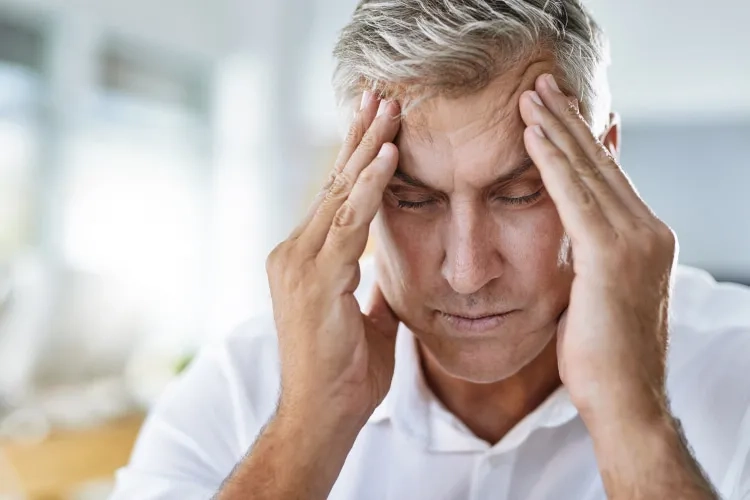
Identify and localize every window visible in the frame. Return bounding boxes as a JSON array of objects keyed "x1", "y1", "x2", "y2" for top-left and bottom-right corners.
[
  {"x1": 61, "y1": 41, "x2": 212, "y2": 338},
  {"x1": 0, "y1": 18, "x2": 43, "y2": 262}
]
